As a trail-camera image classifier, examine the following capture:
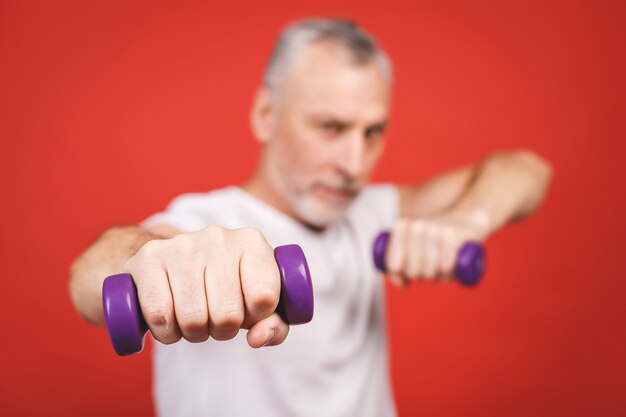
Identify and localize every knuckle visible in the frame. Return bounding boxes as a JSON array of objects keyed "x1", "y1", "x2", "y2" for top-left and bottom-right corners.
[
  {"x1": 423, "y1": 222, "x2": 437, "y2": 238},
  {"x1": 440, "y1": 225, "x2": 455, "y2": 241},
  {"x1": 393, "y1": 218, "x2": 409, "y2": 233},
  {"x1": 441, "y1": 264, "x2": 454, "y2": 276},
  {"x1": 211, "y1": 308, "x2": 244, "y2": 334},
  {"x1": 385, "y1": 249, "x2": 403, "y2": 273},
  {"x1": 184, "y1": 333, "x2": 209, "y2": 343},
  {"x1": 202, "y1": 225, "x2": 227, "y2": 244},
  {"x1": 159, "y1": 333, "x2": 182, "y2": 345},
  {"x1": 409, "y1": 219, "x2": 425, "y2": 233},
  {"x1": 405, "y1": 263, "x2": 418, "y2": 278},
  {"x1": 243, "y1": 227, "x2": 266, "y2": 244},
  {"x1": 136, "y1": 240, "x2": 161, "y2": 261},
  {"x1": 385, "y1": 256, "x2": 398, "y2": 272},
  {"x1": 143, "y1": 305, "x2": 172, "y2": 328},
  {"x1": 210, "y1": 328, "x2": 239, "y2": 342},
  {"x1": 170, "y1": 234, "x2": 198, "y2": 254},
  {"x1": 433, "y1": 224, "x2": 444, "y2": 238},
  {"x1": 273, "y1": 326, "x2": 289, "y2": 346},
  {"x1": 248, "y1": 287, "x2": 278, "y2": 314},
  {"x1": 408, "y1": 267, "x2": 421, "y2": 279},
  {"x1": 178, "y1": 310, "x2": 207, "y2": 333},
  {"x1": 444, "y1": 232, "x2": 462, "y2": 251},
  {"x1": 388, "y1": 263, "x2": 403, "y2": 276},
  {"x1": 386, "y1": 255, "x2": 402, "y2": 274}
]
